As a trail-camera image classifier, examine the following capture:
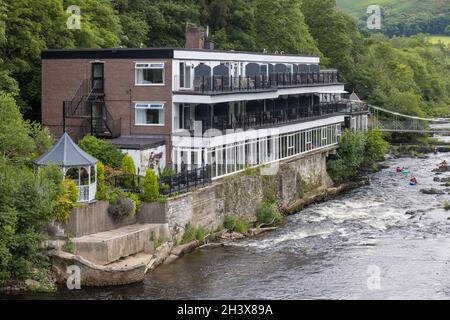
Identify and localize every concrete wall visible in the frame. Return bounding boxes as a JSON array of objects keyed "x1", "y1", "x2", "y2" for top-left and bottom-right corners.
[
  {"x1": 67, "y1": 201, "x2": 136, "y2": 238},
  {"x1": 66, "y1": 201, "x2": 168, "y2": 238}
]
